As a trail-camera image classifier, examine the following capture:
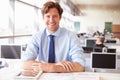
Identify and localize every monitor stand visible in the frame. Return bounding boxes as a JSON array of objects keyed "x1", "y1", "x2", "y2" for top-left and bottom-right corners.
[{"x1": 92, "y1": 68, "x2": 96, "y2": 72}]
